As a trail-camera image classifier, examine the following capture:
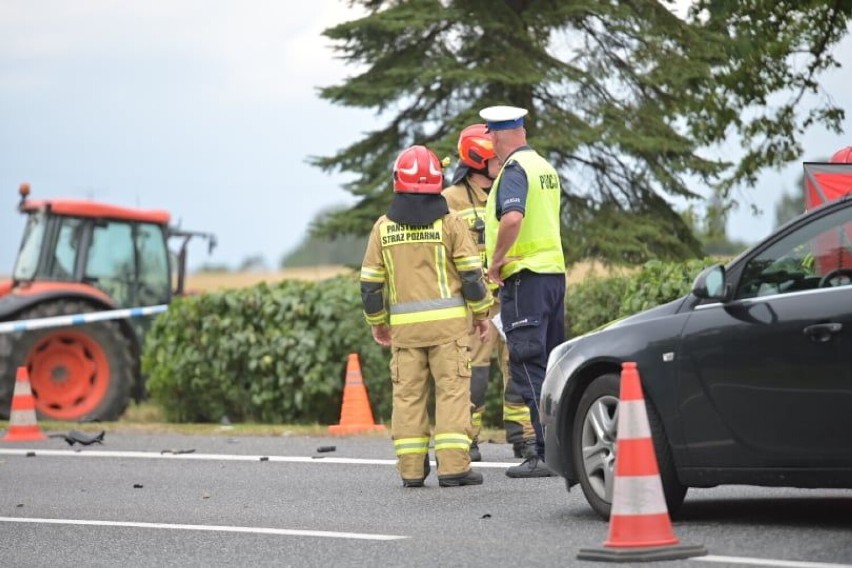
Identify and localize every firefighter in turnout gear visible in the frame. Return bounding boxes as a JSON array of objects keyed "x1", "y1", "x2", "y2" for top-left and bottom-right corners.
[
  {"x1": 442, "y1": 124, "x2": 536, "y2": 462},
  {"x1": 360, "y1": 145, "x2": 493, "y2": 488}
]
